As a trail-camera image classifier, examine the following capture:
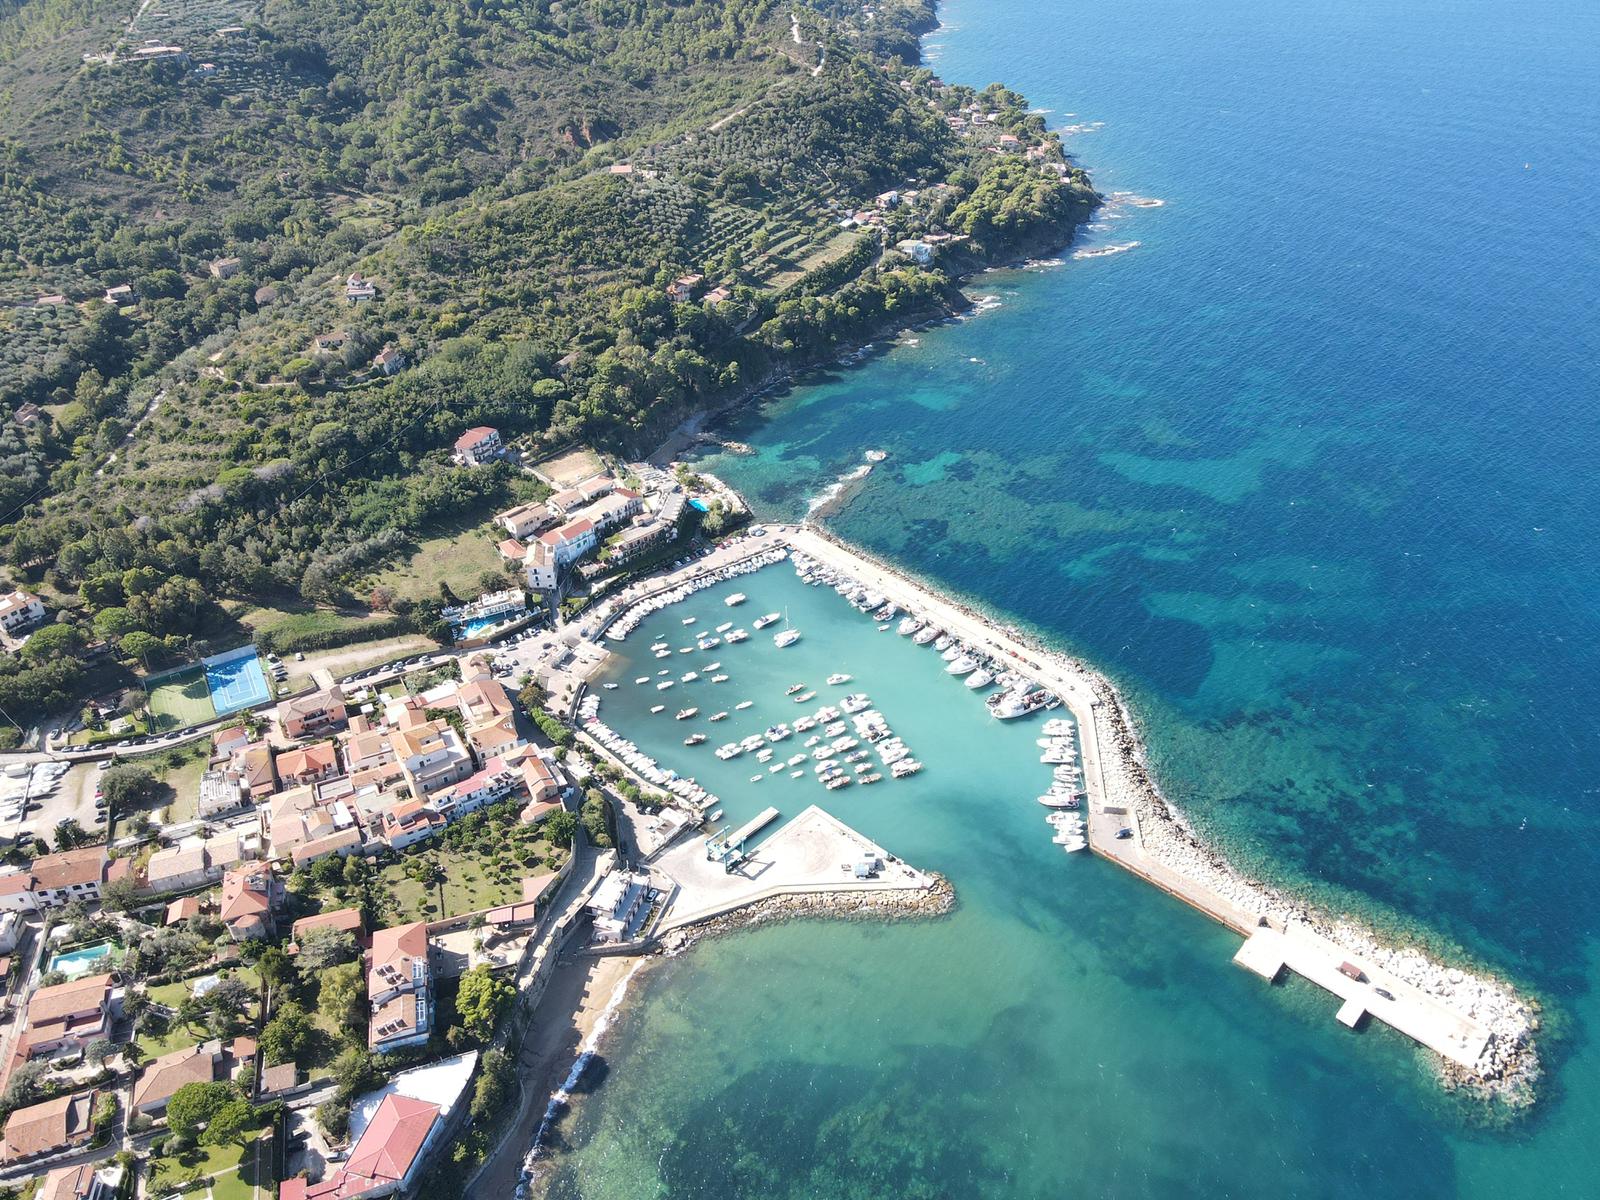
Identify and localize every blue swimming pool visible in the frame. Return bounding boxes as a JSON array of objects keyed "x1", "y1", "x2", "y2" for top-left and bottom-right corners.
[
  {"x1": 453, "y1": 614, "x2": 506, "y2": 642},
  {"x1": 47, "y1": 941, "x2": 119, "y2": 980},
  {"x1": 688, "y1": 498, "x2": 709, "y2": 513}
]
